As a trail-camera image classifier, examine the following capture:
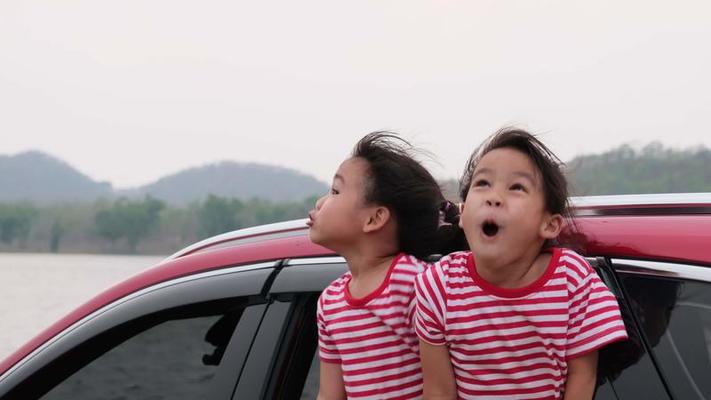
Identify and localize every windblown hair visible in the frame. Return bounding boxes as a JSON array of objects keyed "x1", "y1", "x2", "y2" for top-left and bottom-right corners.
[
  {"x1": 353, "y1": 132, "x2": 464, "y2": 258},
  {"x1": 459, "y1": 127, "x2": 571, "y2": 219}
]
